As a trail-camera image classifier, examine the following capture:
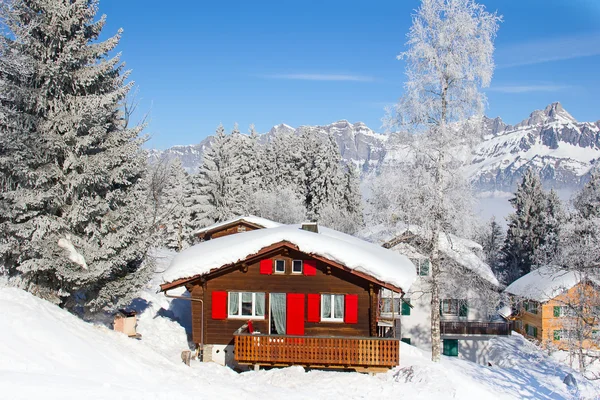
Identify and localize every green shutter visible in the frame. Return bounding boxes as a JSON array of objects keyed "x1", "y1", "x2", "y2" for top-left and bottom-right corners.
[
  {"x1": 459, "y1": 301, "x2": 468, "y2": 317},
  {"x1": 525, "y1": 324, "x2": 529, "y2": 334},
  {"x1": 421, "y1": 260, "x2": 430, "y2": 276},
  {"x1": 443, "y1": 339, "x2": 459, "y2": 357},
  {"x1": 533, "y1": 327, "x2": 538, "y2": 338},
  {"x1": 401, "y1": 299, "x2": 411, "y2": 316},
  {"x1": 554, "y1": 306, "x2": 561, "y2": 317},
  {"x1": 439, "y1": 301, "x2": 443, "y2": 316},
  {"x1": 401, "y1": 338, "x2": 411, "y2": 345},
  {"x1": 553, "y1": 330, "x2": 561, "y2": 341}
]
